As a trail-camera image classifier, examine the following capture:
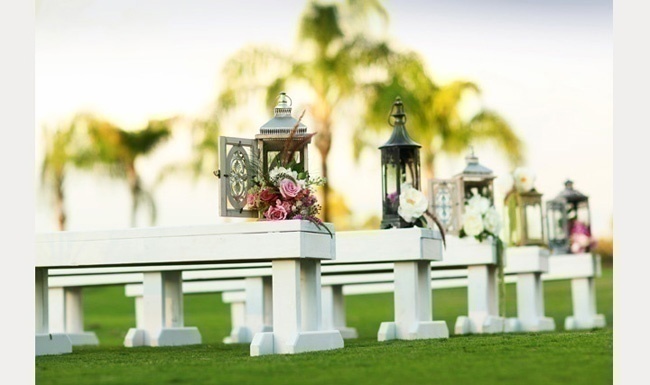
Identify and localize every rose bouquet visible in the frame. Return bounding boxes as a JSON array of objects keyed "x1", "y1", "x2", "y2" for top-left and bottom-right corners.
[
  {"x1": 458, "y1": 189, "x2": 502, "y2": 241},
  {"x1": 245, "y1": 165, "x2": 326, "y2": 224}
]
